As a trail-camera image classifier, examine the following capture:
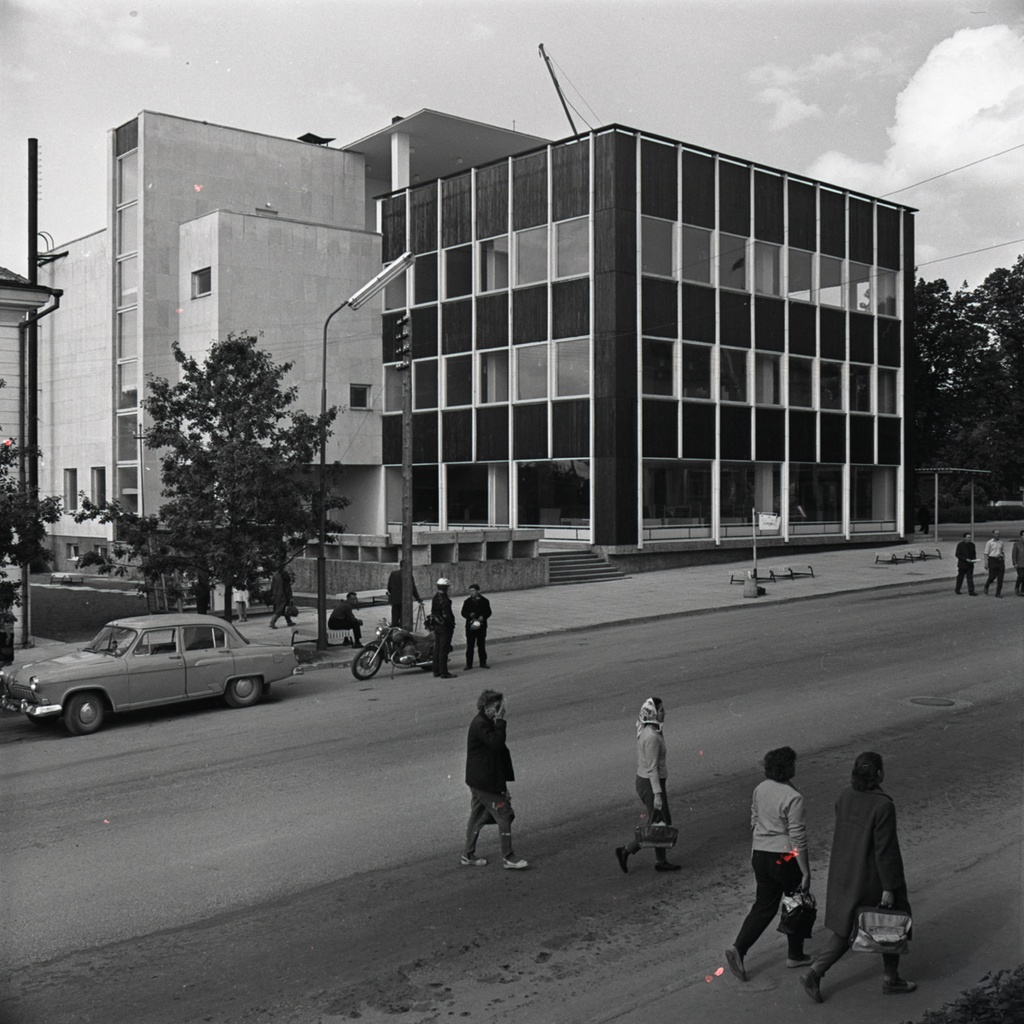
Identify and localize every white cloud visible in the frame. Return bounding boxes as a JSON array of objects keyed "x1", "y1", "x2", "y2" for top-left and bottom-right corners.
[
  {"x1": 7, "y1": 0, "x2": 171, "y2": 58},
  {"x1": 755, "y1": 87, "x2": 821, "y2": 130}
]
